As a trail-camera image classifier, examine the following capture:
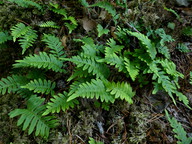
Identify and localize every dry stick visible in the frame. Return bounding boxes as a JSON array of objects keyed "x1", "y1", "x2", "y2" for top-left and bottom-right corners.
[
  {"x1": 15, "y1": 18, "x2": 30, "y2": 26},
  {"x1": 125, "y1": 22, "x2": 141, "y2": 33},
  {"x1": 75, "y1": 135, "x2": 85, "y2": 144}
]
